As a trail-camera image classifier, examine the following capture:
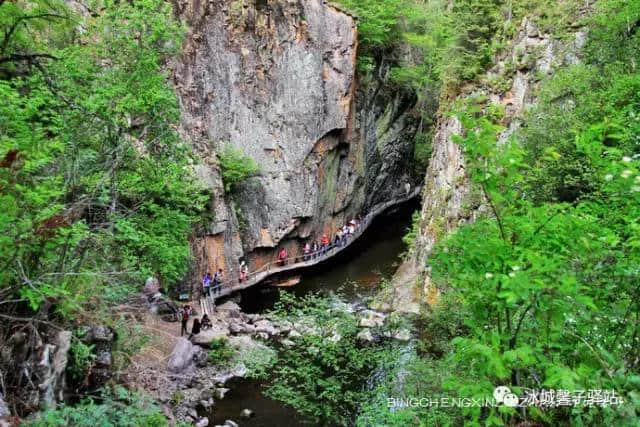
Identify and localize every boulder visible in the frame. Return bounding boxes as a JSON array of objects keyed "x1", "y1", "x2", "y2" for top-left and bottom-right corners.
[
  {"x1": 200, "y1": 398, "x2": 214, "y2": 410},
  {"x1": 288, "y1": 329, "x2": 302, "y2": 339},
  {"x1": 167, "y1": 338, "x2": 201, "y2": 373},
  {"x1": 359, "y1": 317, "x2": 379, "y2": 328},
  {"x1": 195, "y1": 418, "x2": 209, "y2": 427},
  {"x1": 191, "y1": 326, "x2": 230, "y2": 348},
  {"x1": 240, "y1": 408, "x2": 254, "y2": 418},
  {"x1": 217, "y1": 301, "x2": 241, "y2": 313},
  {"x1": 356, "y1": 329, "x2": 374, "y2": 342},
  {"x1": 85, "y1": 325, "x2": 114, "y2": 343},
  {"x1": 280, "y1": 339, "x2": 295, "y2": 347},
  {"x1": 214, "y1": 388, "x2": 230, "y2": 399},
  {"x1": 253, "y1": 320, "x2": 278, "y2": 336},
  {"x1": 393, "y1": 329, "x2": 412, "y2": 341},
  {"x1": 224, "y1": 421, "x2": 238, "y2": 427}
]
